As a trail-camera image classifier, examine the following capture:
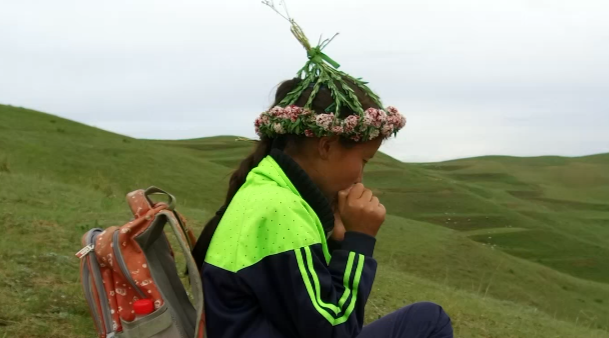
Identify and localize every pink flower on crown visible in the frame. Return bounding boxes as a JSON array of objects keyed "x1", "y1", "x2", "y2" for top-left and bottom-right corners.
[
  {"x1": 343, "y1": 115, "x2": 360, "y2": 133},
  {"x1": 385, "y1": 106, "x2": 406, "y2": 129},
  {"x1": 364, "y1": 108, "x2": 386, "y2": 128},
  {"x1": 351, "y1": 134, "x2": 361, "y2": 142},
  {"x1": 304, "y1": 129, "x2": 315, "y2": 137},
  {"x1": 386, "y1": 106, "x2": 399, "y2": 115},
  {"x1": 261, "y1": 114, "x2": 270, "y2": 125},
  {"x1": 359, "y1": 123, "x2": 368, "y2": 133},
  {"x1": 387, "y1": 114, "x2": 402, "y2": 127},
  {"x1": 293, "y1": 108, "x2": 303, "y2": 121},
  {"x1": 369, "y1": 129, "x2": 380, "y2": 140},
  {"x1": 254, "y1": 114, "x2": 272, "y2": 135},
  {"x1": 398, "y1": 115, "x2": 407, "y2": 128},
  {"x1": 315, "y1": 114, "x2": 335, "y2": 130},
  {"x1": 283, "y1": 105, "x2": 302, "y2": 122},
  {"x1": 363, "y1": 109, "x2": 375, "y2": 126},
  {"x1": 283, "y1": 105, "x2": 295, "y2": 114},
  {"x1": 331, "y1": 125, "x2": 344, "y2": 134},
  {"x1": 273, "y1": 123, "x2": 285, "y2": 134},
  {"x1": 269, "y1": 106, "x2": 284, "y2": 117},
  {"x1": 382, "y1": 124, "x2": 394, "y2": 136}
]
